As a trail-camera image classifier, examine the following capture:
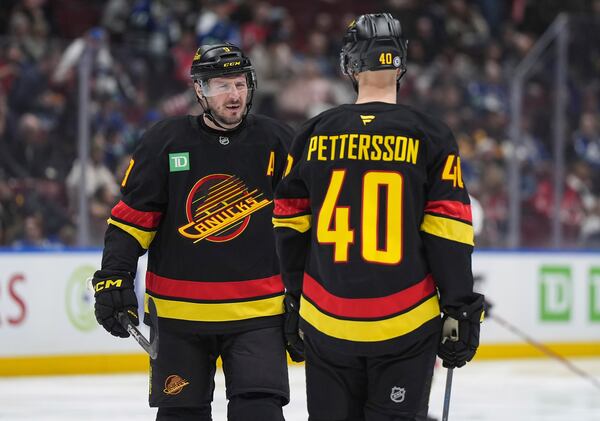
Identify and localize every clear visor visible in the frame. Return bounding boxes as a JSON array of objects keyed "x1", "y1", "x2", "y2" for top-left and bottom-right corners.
[{"x1": 199, "y1": 77, "x2": 251, "y2": 97}]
